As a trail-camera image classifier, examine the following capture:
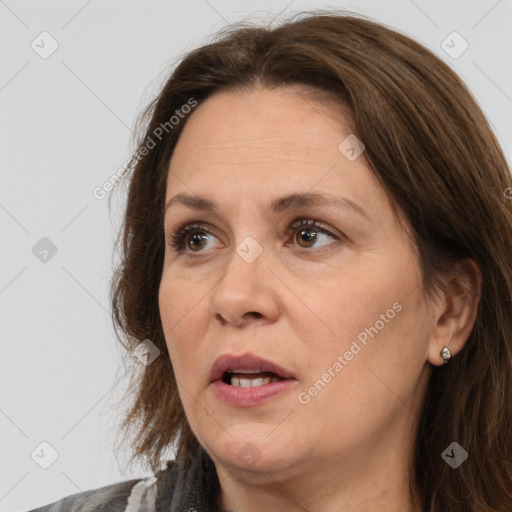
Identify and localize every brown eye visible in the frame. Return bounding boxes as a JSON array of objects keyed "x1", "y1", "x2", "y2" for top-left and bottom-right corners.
[
  {"x1": 289, "y1": 219, "x2": 338, "y2": 250},
  {"x1": 185, "y1": 231, "x2": 209, "y2": 251},
  {"x1": 169, "y1": 219, "x2": 339, "y2": 256},
  {"x1": 169, "y1": 223, "x2": 217, "y2": 254},
  {"x1": 295, "y1": 227, "x2": 318, "y2": 248}
]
